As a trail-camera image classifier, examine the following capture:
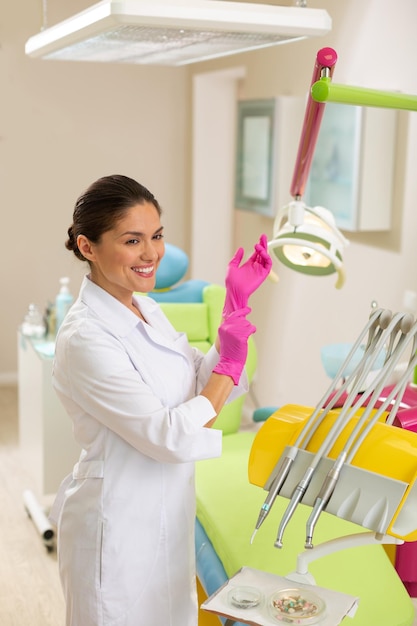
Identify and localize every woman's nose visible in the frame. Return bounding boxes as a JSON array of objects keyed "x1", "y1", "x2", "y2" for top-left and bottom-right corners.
[{"x1": 142, "y1": 239, "x2": 159, "y2": 261}]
